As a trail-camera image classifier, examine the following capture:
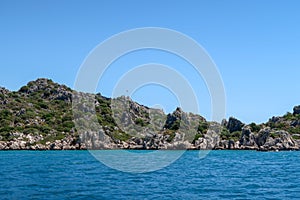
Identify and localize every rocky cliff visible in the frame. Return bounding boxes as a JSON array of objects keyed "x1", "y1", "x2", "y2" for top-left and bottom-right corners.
[{"x1": 0, "y1": 78, "x2": 299, "y2": 151}]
